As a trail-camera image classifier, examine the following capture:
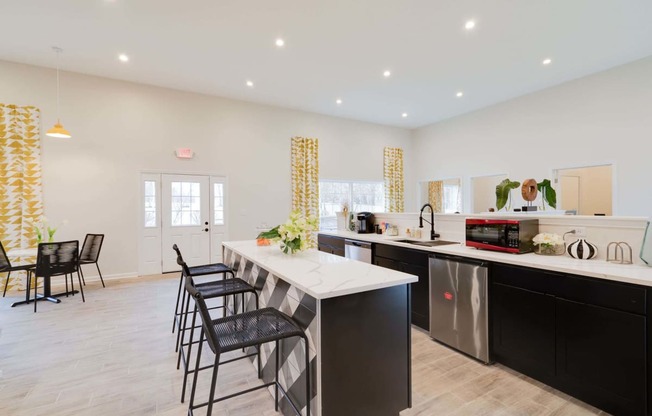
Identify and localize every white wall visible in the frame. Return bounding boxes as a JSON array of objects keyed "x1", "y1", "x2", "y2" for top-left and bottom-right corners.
[
  {"x1": 413, "y1": 56, "x2": 652, "y2": 218},
  {"x1": 0, "y1": 60, "x2": 414, "y2": 277}
]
